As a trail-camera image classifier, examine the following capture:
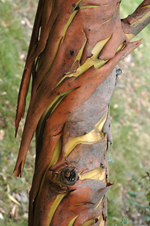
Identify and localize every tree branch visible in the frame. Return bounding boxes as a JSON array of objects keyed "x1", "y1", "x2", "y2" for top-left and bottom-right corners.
[{"x1": 122, "y1": 0, "x2": 150, "y2": 37}]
